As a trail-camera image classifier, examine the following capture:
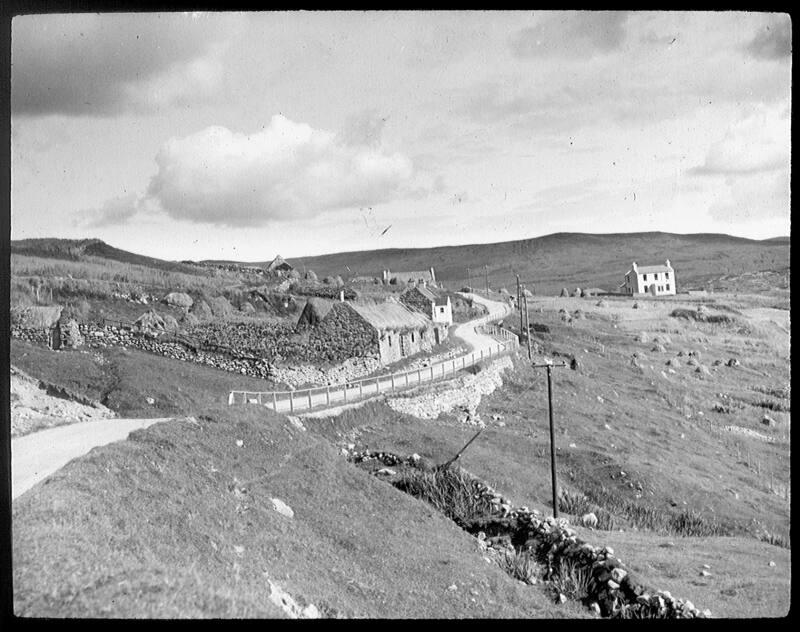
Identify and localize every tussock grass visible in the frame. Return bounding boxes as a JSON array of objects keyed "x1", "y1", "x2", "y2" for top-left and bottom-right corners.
[
  {"x1": 392, "y1": 467, "x2": 495, "y2": 529},
  {"x1": 548, "y1": 558, "x2": 595, "y2": 602},
  {"x1": 498, "y1": 549, "x2": 541, "y2": 585}
]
